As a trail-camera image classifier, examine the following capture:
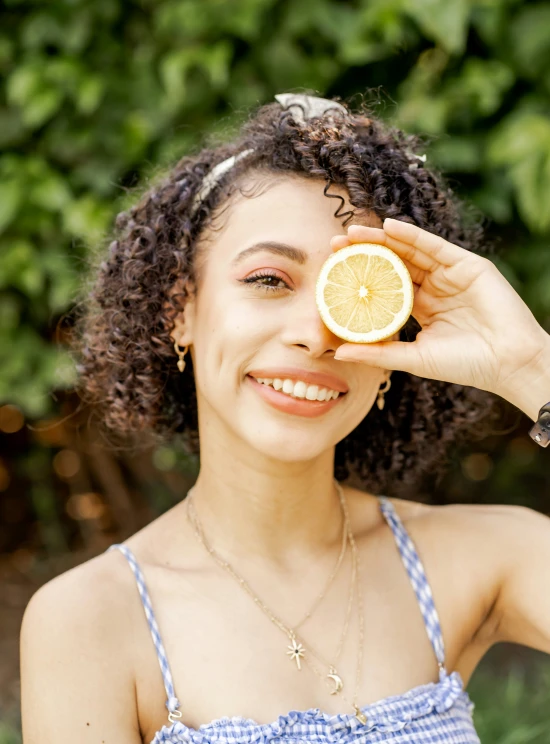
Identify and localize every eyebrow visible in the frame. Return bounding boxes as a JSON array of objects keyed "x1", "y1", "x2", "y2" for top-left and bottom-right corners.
[{"x1": 231, "y1": 241, "x2": 308, "y2": 267}]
